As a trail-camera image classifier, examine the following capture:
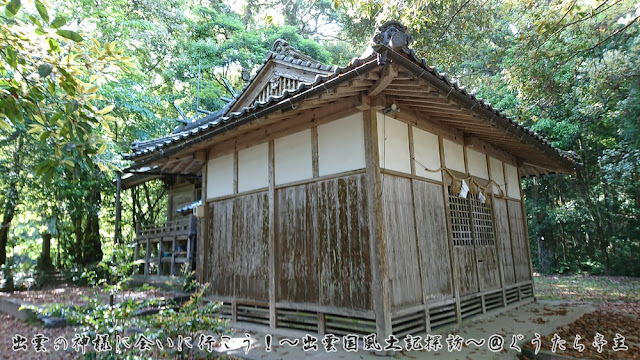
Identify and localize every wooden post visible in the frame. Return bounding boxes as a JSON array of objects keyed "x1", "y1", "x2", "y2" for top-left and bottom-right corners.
[
  {"x1": 157, "y1": 239, "x2": 163, "y2": 276},
  {"x1": 311, "y1": 126, "x2": 319, "y2": 178},
  {"x1": 503, "y1": 162, "x2": 518, "y2": 286},
  {"x1": 170, "y1": 236, "x2": 177, "y2": 276},
  {"x1": 144, "y1": 238, "x2": 150, "y2": 275},
  {"x1": 363, "y1": 108, "x2": 392, "y2": 350},
  {"x1": 486, "y1": 157, "x2": 508, "y2": 307},
  {"x1": 439, "y1": 137, "x2": 463, "y2": 324},
  {"x1": 197, "y1": 159, "x2": 208, "y2": 283},
  {"x1": 518, "y1": 173, "x2": 536, "y2": 296},
  {"x1": 114, "y1": 172, "x2": 122, "y2": 244},
  {"x1": 267, "y1": 140, "x2": 277, "y2": 328},
  {"x1": 463, "y1": 147, "x2": 482, "y2": 294}
]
